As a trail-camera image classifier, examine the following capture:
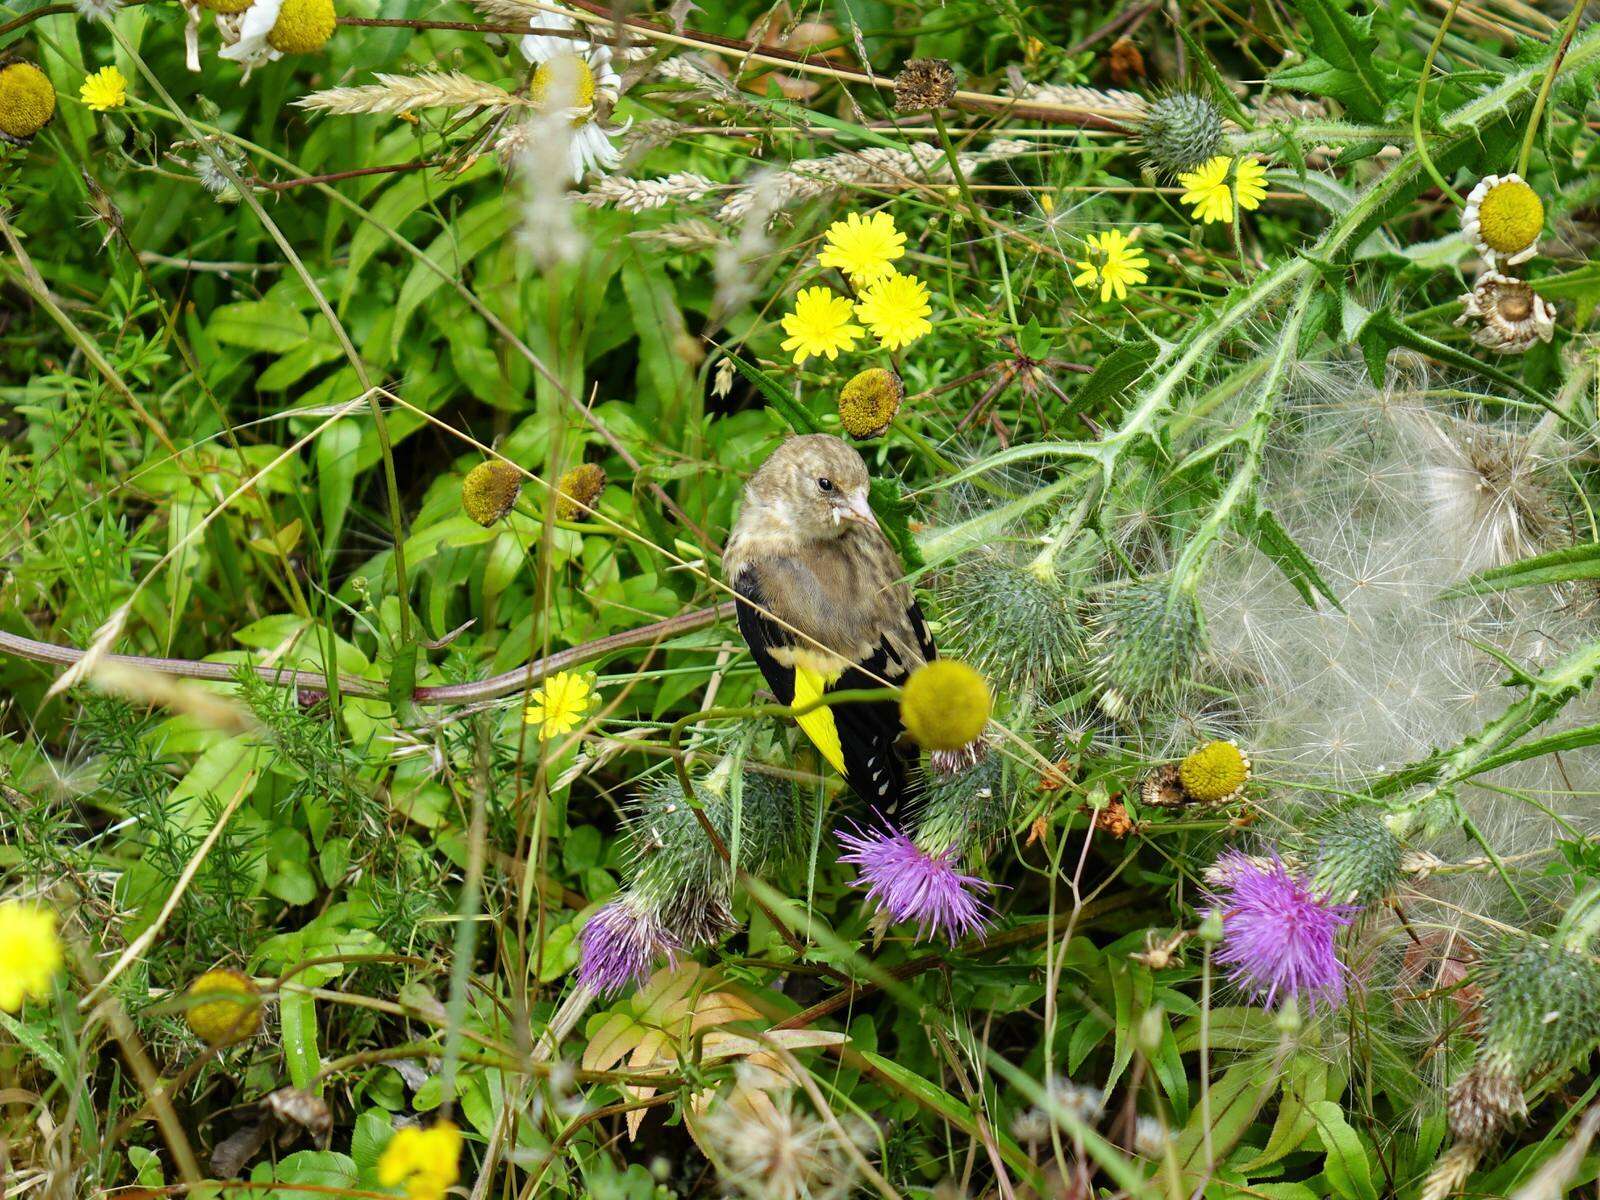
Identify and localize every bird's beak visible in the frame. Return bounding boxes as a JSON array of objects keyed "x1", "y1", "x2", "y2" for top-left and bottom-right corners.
[{"x1": 840, "y1": 490, "x2": 880, "y2": 530}]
